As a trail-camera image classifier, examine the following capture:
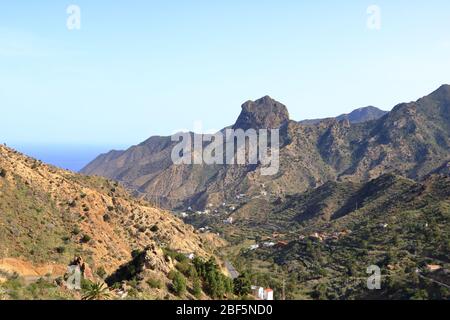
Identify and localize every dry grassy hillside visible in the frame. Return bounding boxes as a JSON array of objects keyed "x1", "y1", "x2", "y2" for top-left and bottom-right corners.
[{"x1": 0, "y1": 144, "x2": 223, "y2": 299}]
